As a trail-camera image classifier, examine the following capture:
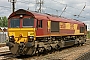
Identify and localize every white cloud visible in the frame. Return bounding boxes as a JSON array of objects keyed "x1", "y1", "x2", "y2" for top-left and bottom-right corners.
[
  {"x1": 27, "y1": 4, "x2": 35, "y2": 7},
  {"x1": 0, "y1": 0, "x2": 90, "y2": 27}
]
